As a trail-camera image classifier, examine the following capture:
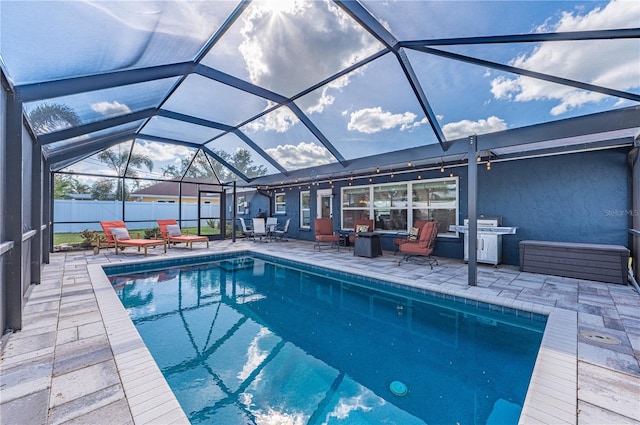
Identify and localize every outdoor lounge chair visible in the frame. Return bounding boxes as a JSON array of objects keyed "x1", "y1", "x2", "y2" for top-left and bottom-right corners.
[
  {"x1": 157, "y1": 219, "x2": 209, "y2": 250},
  {"x1": 348, "y1": 218, "x2": 375, "y2": 247},
  {"x1": 392, "y1": 219, "x2": 431, "y2": 254},
  {"x1": 398, "y1": 221, "x2": 439, "y2": 268},
  {"x1": 314, "y1": 218, "x2": 340, "y2": 251},
  {"x1": 99, "y1": 220, "x2": 167, "y2": 256}
]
